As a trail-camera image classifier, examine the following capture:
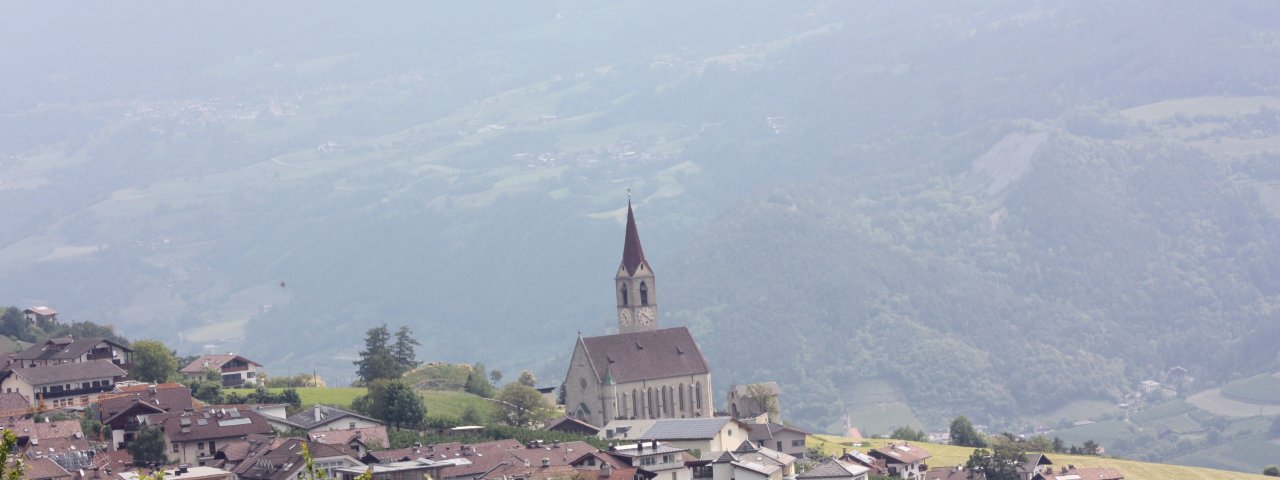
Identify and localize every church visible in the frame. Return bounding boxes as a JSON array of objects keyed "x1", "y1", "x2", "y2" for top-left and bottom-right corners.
[{"x1": 562, "y1": 201, "x2": 714, "y2": 428}]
